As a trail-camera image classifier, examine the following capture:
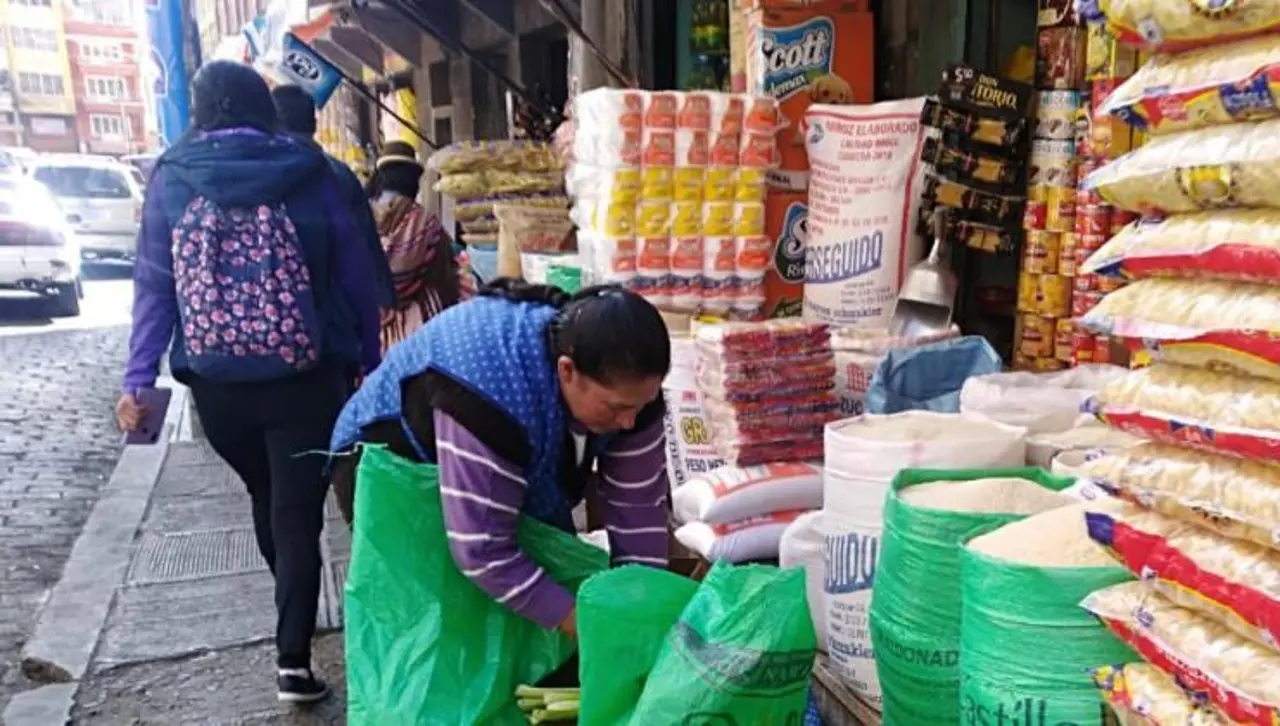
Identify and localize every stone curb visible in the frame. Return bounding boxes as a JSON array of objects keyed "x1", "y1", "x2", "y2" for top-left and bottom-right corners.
[{"x1": 3, "y1": 386, "x2": 187, "y2": 726}]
